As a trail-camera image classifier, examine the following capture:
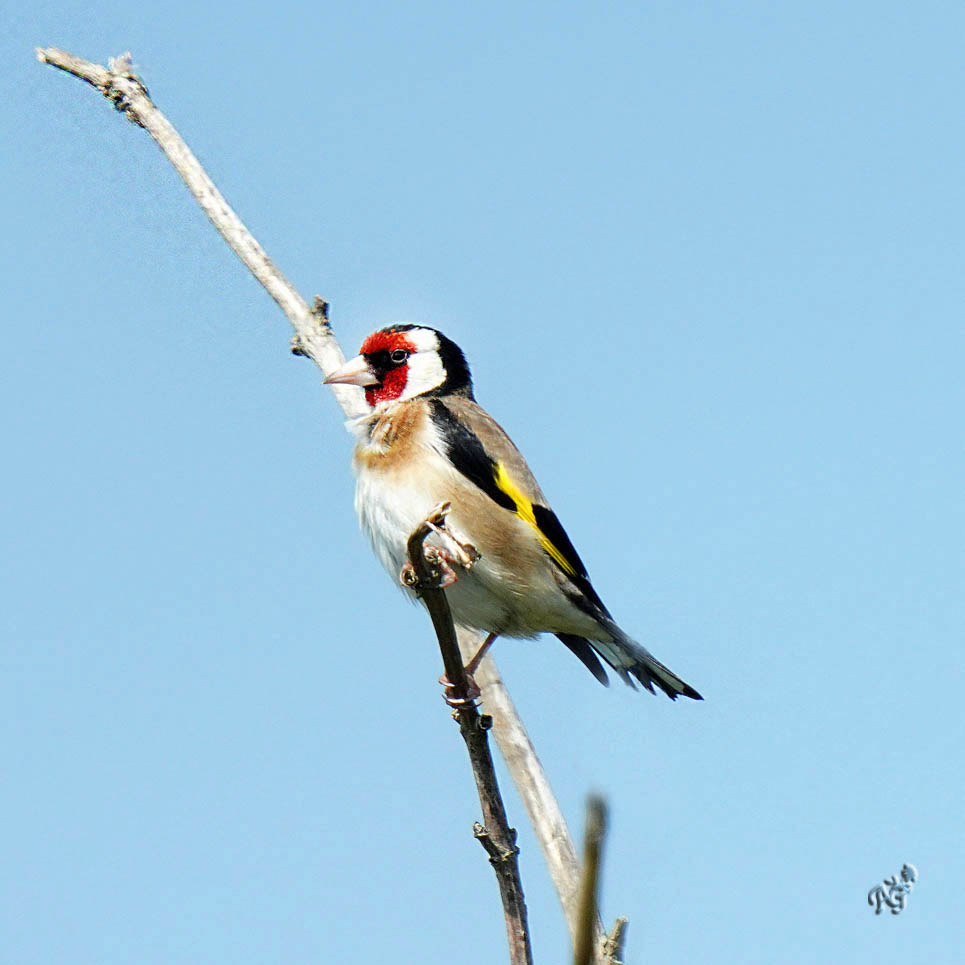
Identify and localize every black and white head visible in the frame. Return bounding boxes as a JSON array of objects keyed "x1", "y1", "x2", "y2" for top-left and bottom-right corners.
[{"x1": 323, "y1": 325, "x2": 474, "y2": 406}]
